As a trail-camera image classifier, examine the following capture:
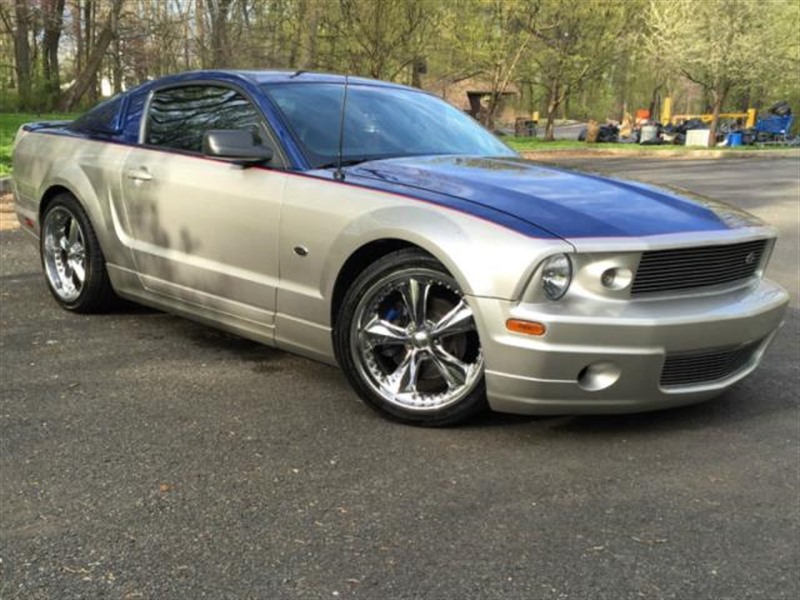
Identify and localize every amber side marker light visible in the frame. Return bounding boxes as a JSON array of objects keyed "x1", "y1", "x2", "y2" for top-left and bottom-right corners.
[{"x1": 506, "y1": 319, "x2": 546, "y2": 336}]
